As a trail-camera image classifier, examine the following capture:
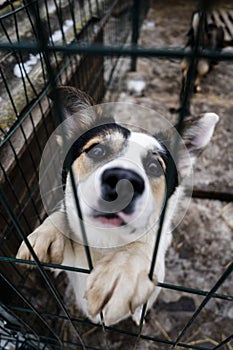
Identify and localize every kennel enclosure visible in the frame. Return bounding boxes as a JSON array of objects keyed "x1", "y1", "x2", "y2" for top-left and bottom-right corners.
[{"x1": 0, "y1": 0, "x2": 233, "y2": 349}]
